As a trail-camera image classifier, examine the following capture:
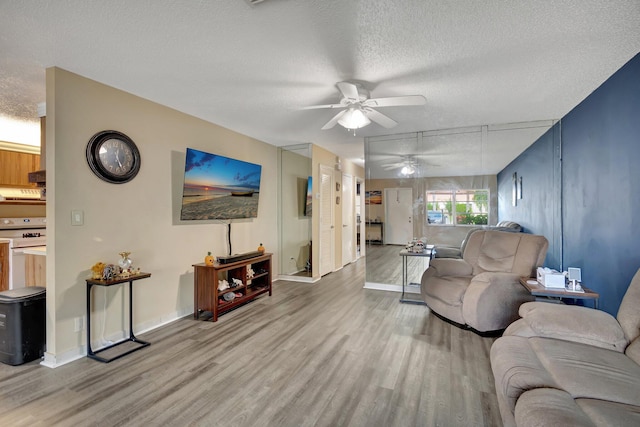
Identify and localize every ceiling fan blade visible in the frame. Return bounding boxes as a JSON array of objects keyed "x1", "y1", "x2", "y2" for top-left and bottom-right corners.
[
  {"x1": 301, "y1": 103, "x2": 344, "y2": 110},
  {"x1": 336, "y1": 82, "x2": 360, "y2": 102},
  {"x1": 363, "y1": 95, "x2": 426, "y2": 107},
  {"x1": 381, "y1": 163, "x2": 405, "y2": 169},
  {"x1": 365, "y1": 108, "x2": 398, "y2": 128},
  {"x1": 321, "y1": 109, "x2": 347, "y2": 130}
]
